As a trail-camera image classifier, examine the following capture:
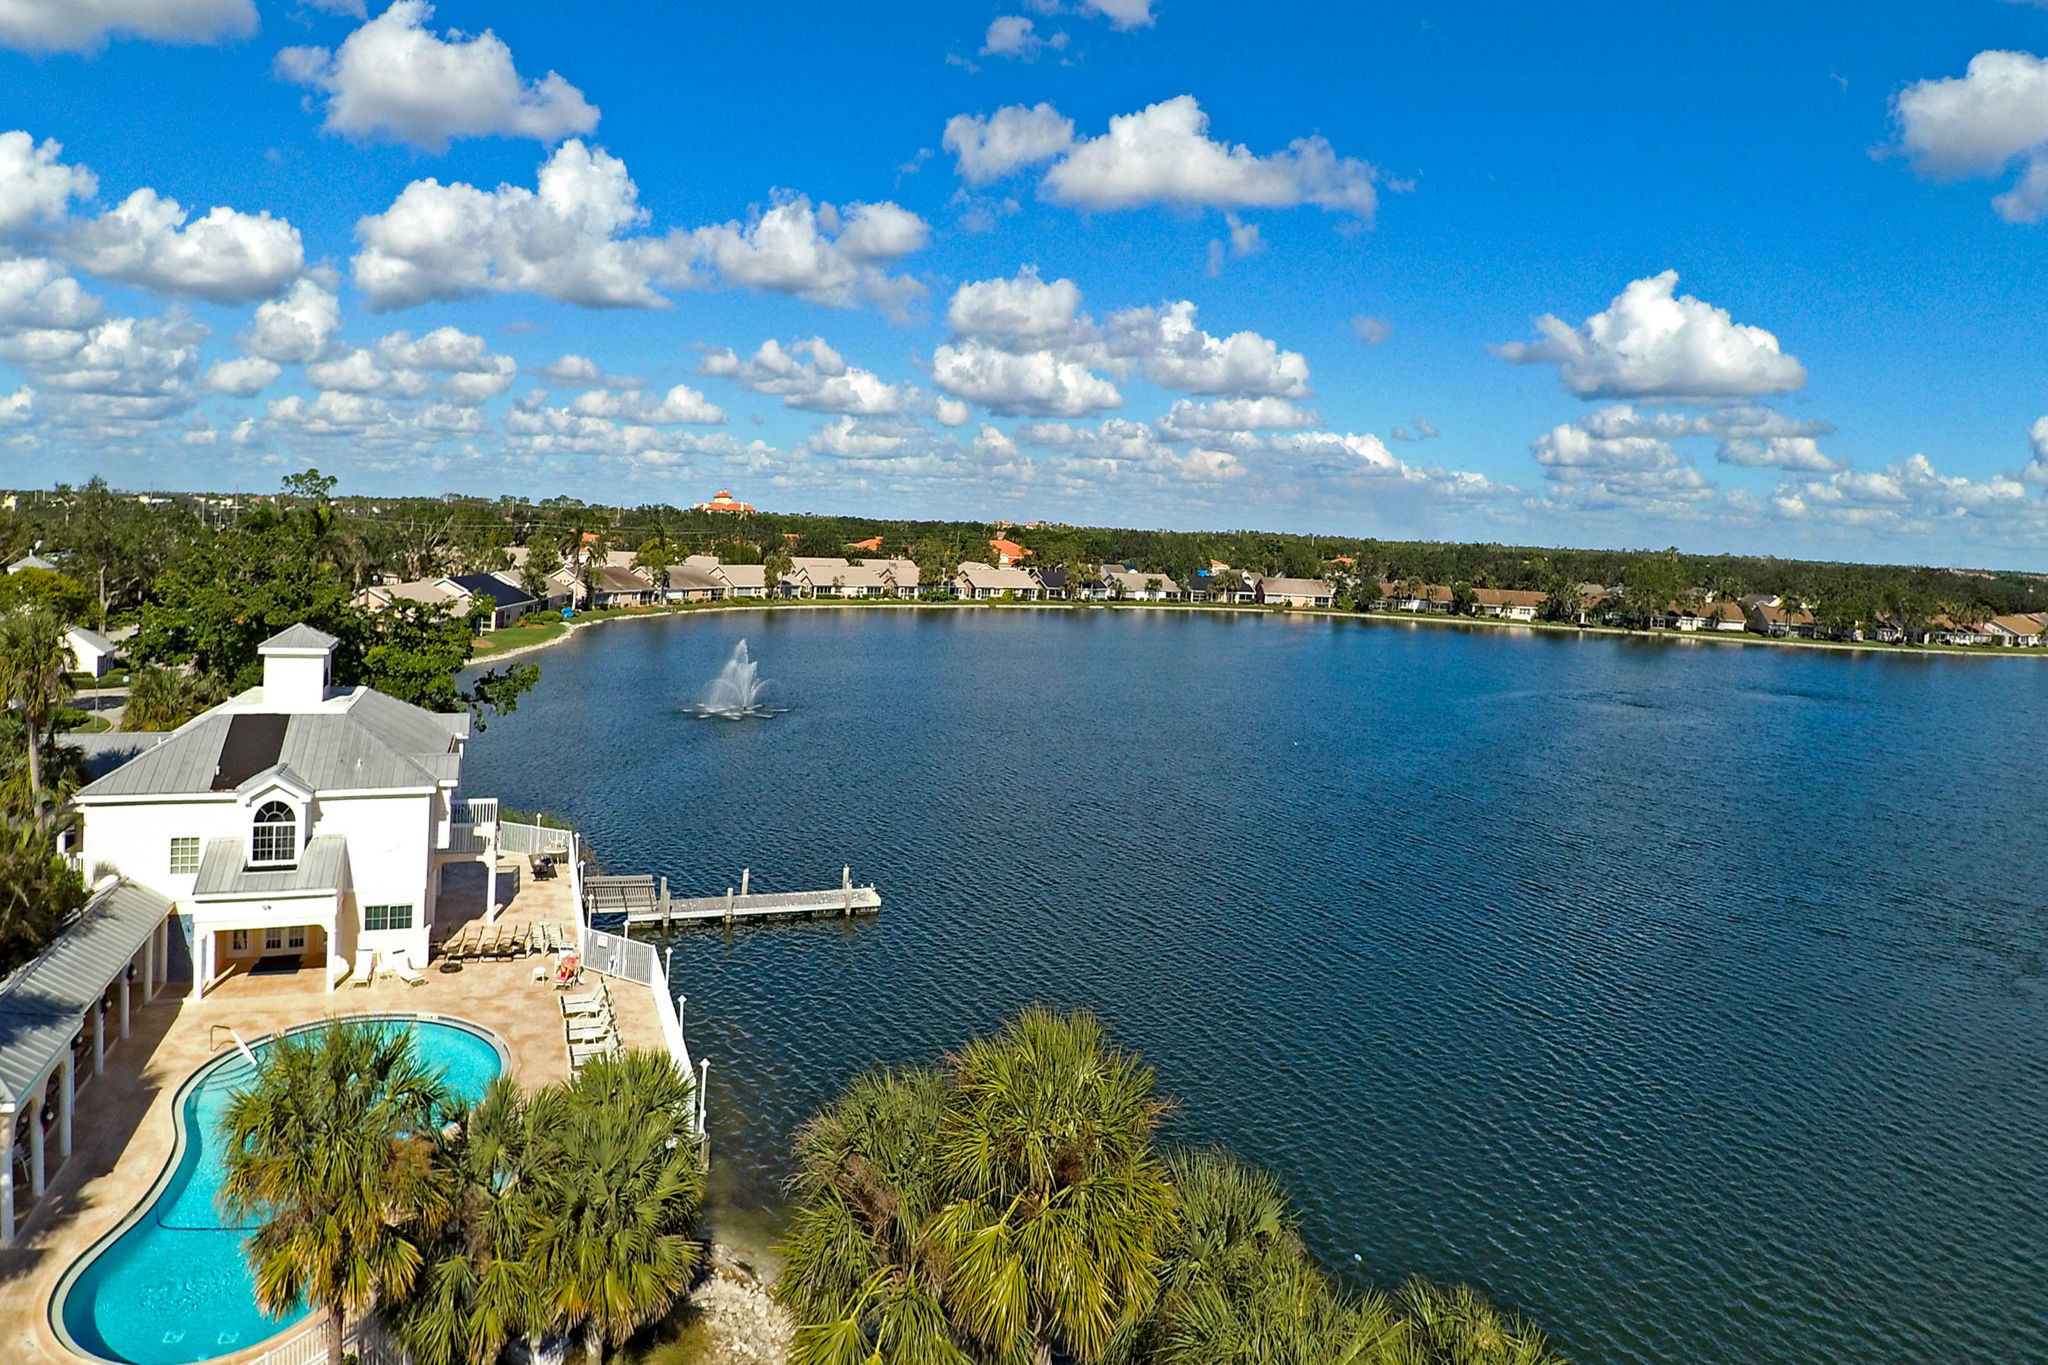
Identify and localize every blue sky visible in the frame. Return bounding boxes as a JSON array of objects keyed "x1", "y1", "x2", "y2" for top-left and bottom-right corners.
[{"x1": 5, "y1": 0, "x2": 2048, "y2": 564}]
